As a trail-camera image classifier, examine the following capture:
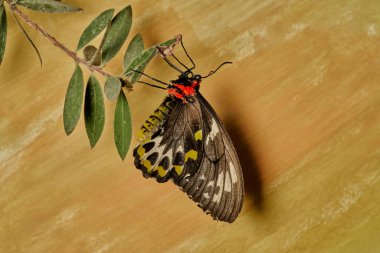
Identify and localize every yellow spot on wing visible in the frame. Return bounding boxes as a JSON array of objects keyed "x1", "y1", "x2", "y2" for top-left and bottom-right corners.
[
  {"x1": 157, "y1": 166, "x2": 167, "y2": 177},
  {"x1": 185, "y1": 150, "x2": 198, "y2": 162},
  {"x1": 174, "y1": 165, "x2": 183, "y2": 175},
  {"x1": 195, "y1": 130, "x2": 202, "y2": 141},
  {"x1": 137, "y1": 146, "x2": 145, "y2": 157},
  {"x1": 141, "y1": 160, "x2": 152, "y2": 171}
]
